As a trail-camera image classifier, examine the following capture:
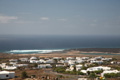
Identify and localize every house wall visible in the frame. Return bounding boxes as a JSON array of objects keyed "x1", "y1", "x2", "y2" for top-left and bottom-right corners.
[
  {"x1": 9, "y1": 73, "x2": 15, "y2": 78},
  {"x1": 0, "y1": 74, "x2": 9, "y2": 79}
]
